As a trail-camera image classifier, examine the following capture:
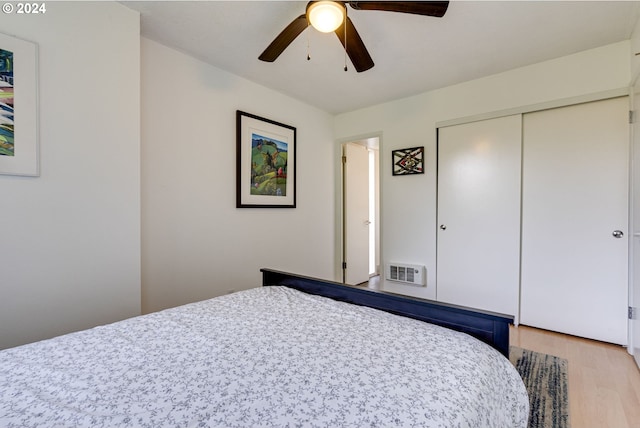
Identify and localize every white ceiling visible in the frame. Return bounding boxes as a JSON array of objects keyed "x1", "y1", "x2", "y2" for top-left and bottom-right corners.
[{"x1": 123, "y1": 1, "x2": 640, "y2": 114}]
